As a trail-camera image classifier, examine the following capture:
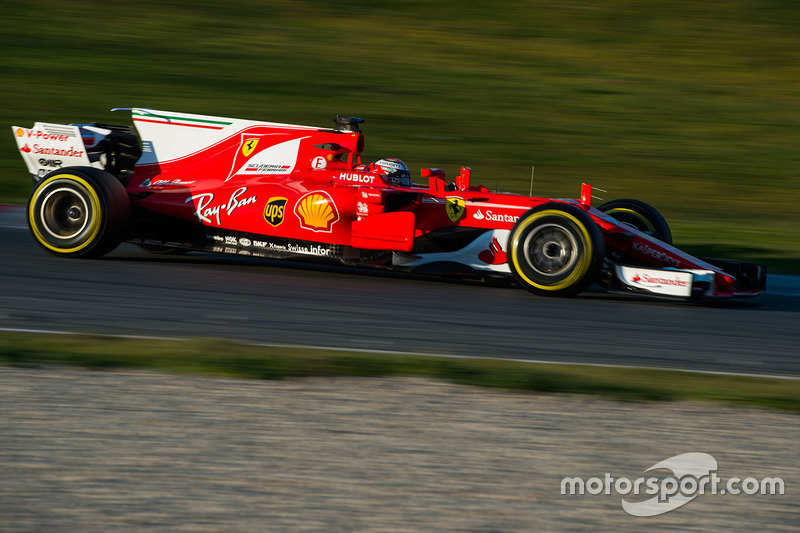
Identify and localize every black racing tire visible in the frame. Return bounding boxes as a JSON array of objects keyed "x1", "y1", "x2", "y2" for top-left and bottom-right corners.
[
  {"x1": 598, "y1": 198, "x2": 672, "y2": 245},
  {"x1": 27, "y1": 167, "x2": 130, "y2": 258},
  {"x1": 507, "y1": 202, "x2": 605, "y2": 297},
  {"x1": 137, "y1": 244, "x2": 190, "y2": 255}
]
